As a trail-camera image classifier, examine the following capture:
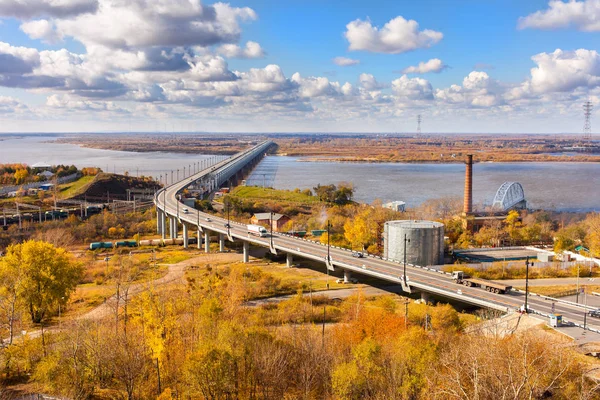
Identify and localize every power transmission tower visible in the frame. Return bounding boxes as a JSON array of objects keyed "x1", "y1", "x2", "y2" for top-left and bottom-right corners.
[
  {"x1": 583, "y1": 100, "x2": 592, "y2": 144},
  {"x1": 417, "y1": 114, "x2": 422, "y2": 135}
]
